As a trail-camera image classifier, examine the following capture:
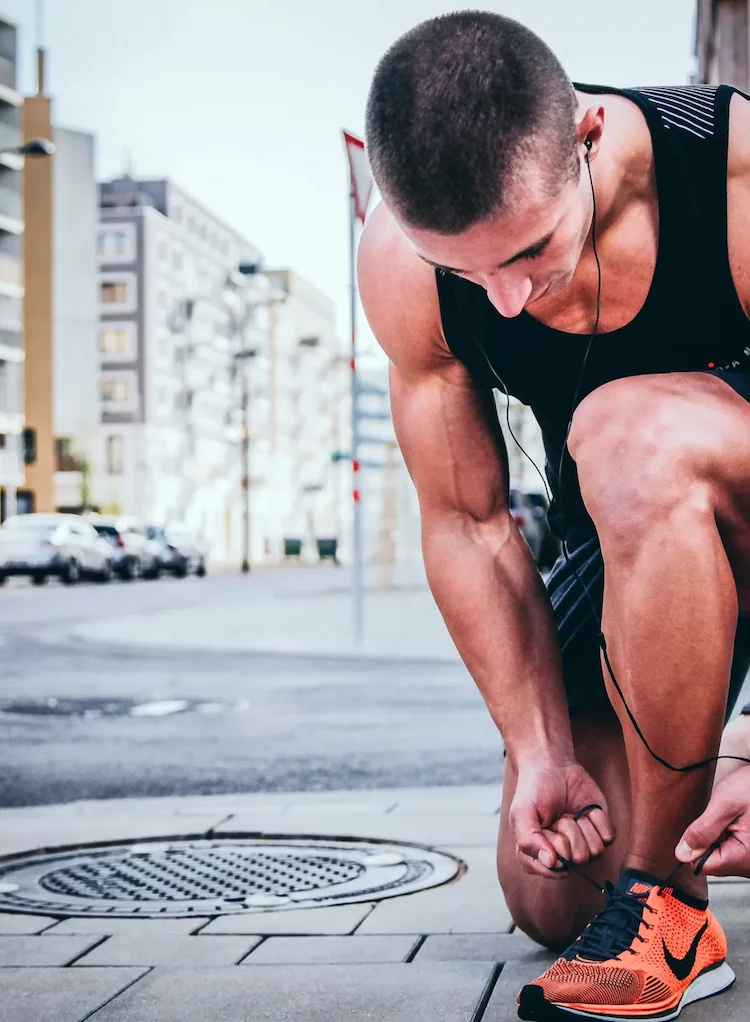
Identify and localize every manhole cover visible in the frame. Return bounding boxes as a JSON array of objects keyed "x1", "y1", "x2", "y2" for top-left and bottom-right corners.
[{"x1": 0, "y1": 836, "x2": 461, "y2": 917}]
